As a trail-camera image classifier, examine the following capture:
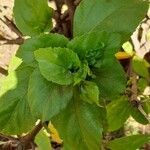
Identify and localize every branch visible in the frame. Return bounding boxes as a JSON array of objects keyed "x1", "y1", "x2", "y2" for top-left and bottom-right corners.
[
  {"x1": 52, "y1": 0, "x2": 64, "y2": 35},
  {"x1": 54, "y1": 0, "x2": 64, "y2": 14},
  {"x1": 65, "y1": 0, "x2": 75, "y2": 14},
  {"x1": 52, "y1": 0, "x2": 80, "y2": 38},
  {"x1": 0, "y1": 34, "x2": 24, "y2": 45},
  {"x1": 0, "y1": 16, "x2": 23, "y2": 38},
  {"x1": 0, "y1": 17, "x2": 24, "y2": 45},
  {"x1": 138, "y1": 105, "x2": 150, "y2": 123},
  {"x1": 3, "y1": 37, "x2": 24, "y2": 45},
  {"x1": 17, "y1": 121, "x2": 43, "y2": 149},
  {"x1": 130, "y1": 70, "x2": 138, "y2": 103},
  {"x1": 65, "y1": 0, "x2": 76, "y2": 37},
  {"x1": 0, "y1": 133, "x2": 17, "y2": 141},
  {"x1": 0, "y1": 121, "x2": 43, "y2": 149},
  {"x1": 74, "y1": 0, "x2": 80, "y2": 6},
  {"x1": 129, "y1": 63, "x2": 150, "y2": 123},
  {"x1": 20, "y1": 121, "x2": 43, "y2": 143}
]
